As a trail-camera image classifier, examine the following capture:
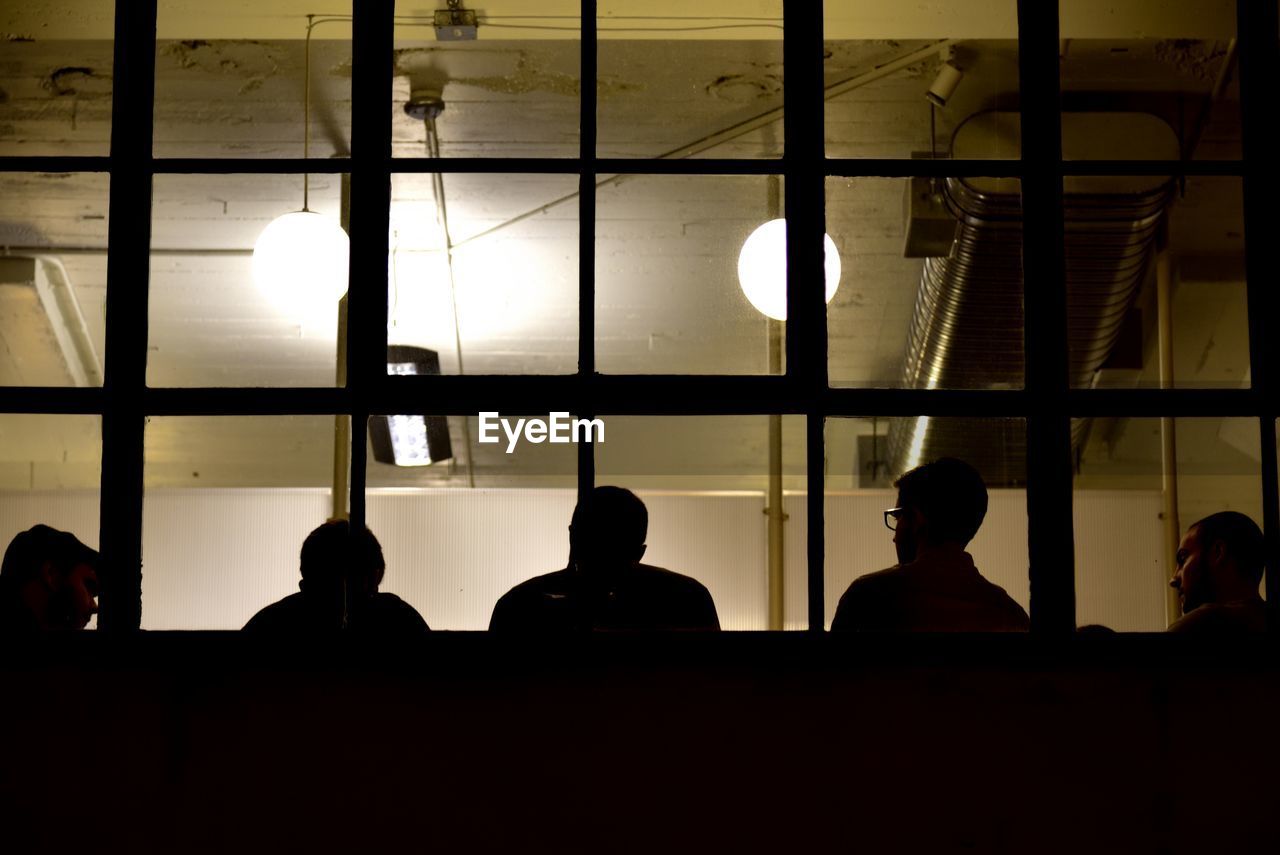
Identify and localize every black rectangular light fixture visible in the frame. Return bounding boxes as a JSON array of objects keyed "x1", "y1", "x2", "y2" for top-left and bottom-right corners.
[{"x1": 370, "y1": 345, "x2": 454, "y2": 466}]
